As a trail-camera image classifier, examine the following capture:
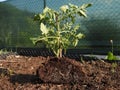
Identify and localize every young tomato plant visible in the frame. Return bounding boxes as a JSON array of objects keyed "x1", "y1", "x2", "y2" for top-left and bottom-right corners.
[{"x1": 31, "y1": 3, "x2": 92, "y2": 57}]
